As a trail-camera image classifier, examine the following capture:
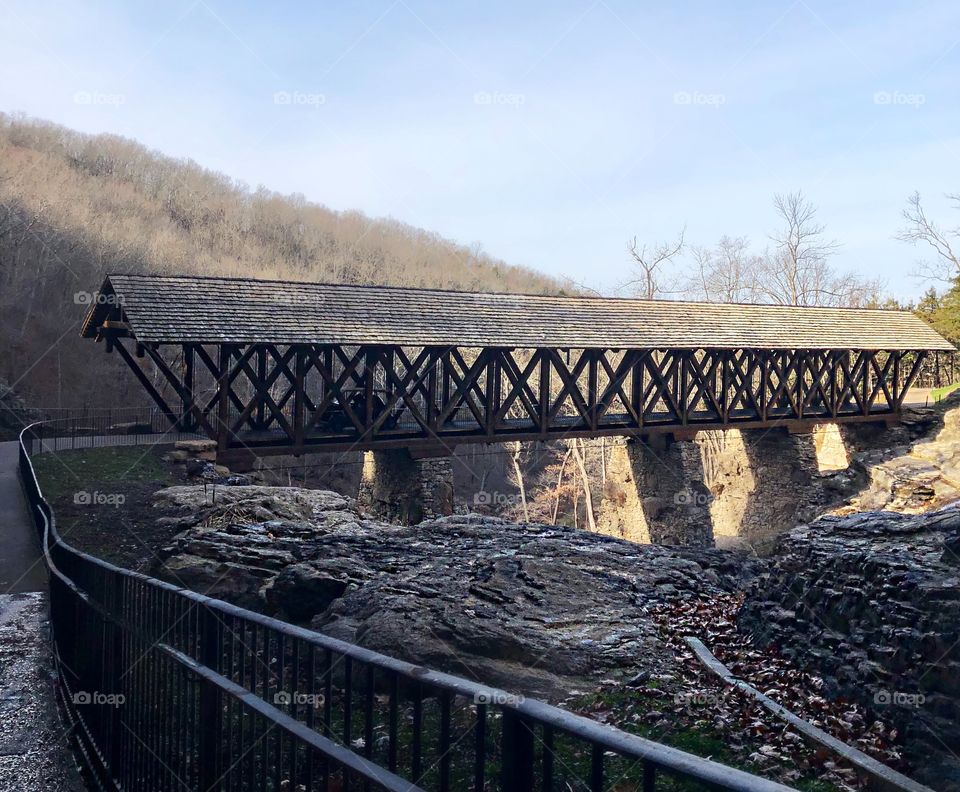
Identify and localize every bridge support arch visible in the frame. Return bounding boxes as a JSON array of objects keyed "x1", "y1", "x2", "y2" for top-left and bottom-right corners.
[{"x1": 358, "y1": 449, "x2": 454, "y2": 525}]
